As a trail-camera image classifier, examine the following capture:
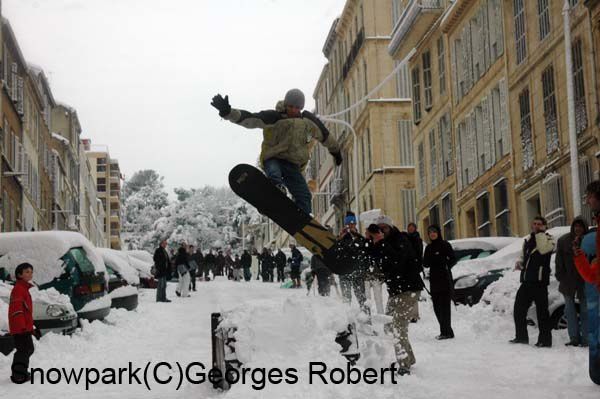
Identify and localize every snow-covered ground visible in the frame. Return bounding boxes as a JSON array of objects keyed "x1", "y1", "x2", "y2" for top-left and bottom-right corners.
[{"x1": 0, "y1": 279, "x2": 598, "y2": 398}]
